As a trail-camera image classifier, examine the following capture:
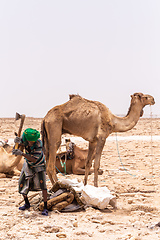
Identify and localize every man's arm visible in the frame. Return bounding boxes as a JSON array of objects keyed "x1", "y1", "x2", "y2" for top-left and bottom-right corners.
[
  {"x1": 22, "y1": 152, "x2": 37, "y2": 163},
  {"x1": 12, "y1": 149, "x2": 37, "y2": 163}
]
